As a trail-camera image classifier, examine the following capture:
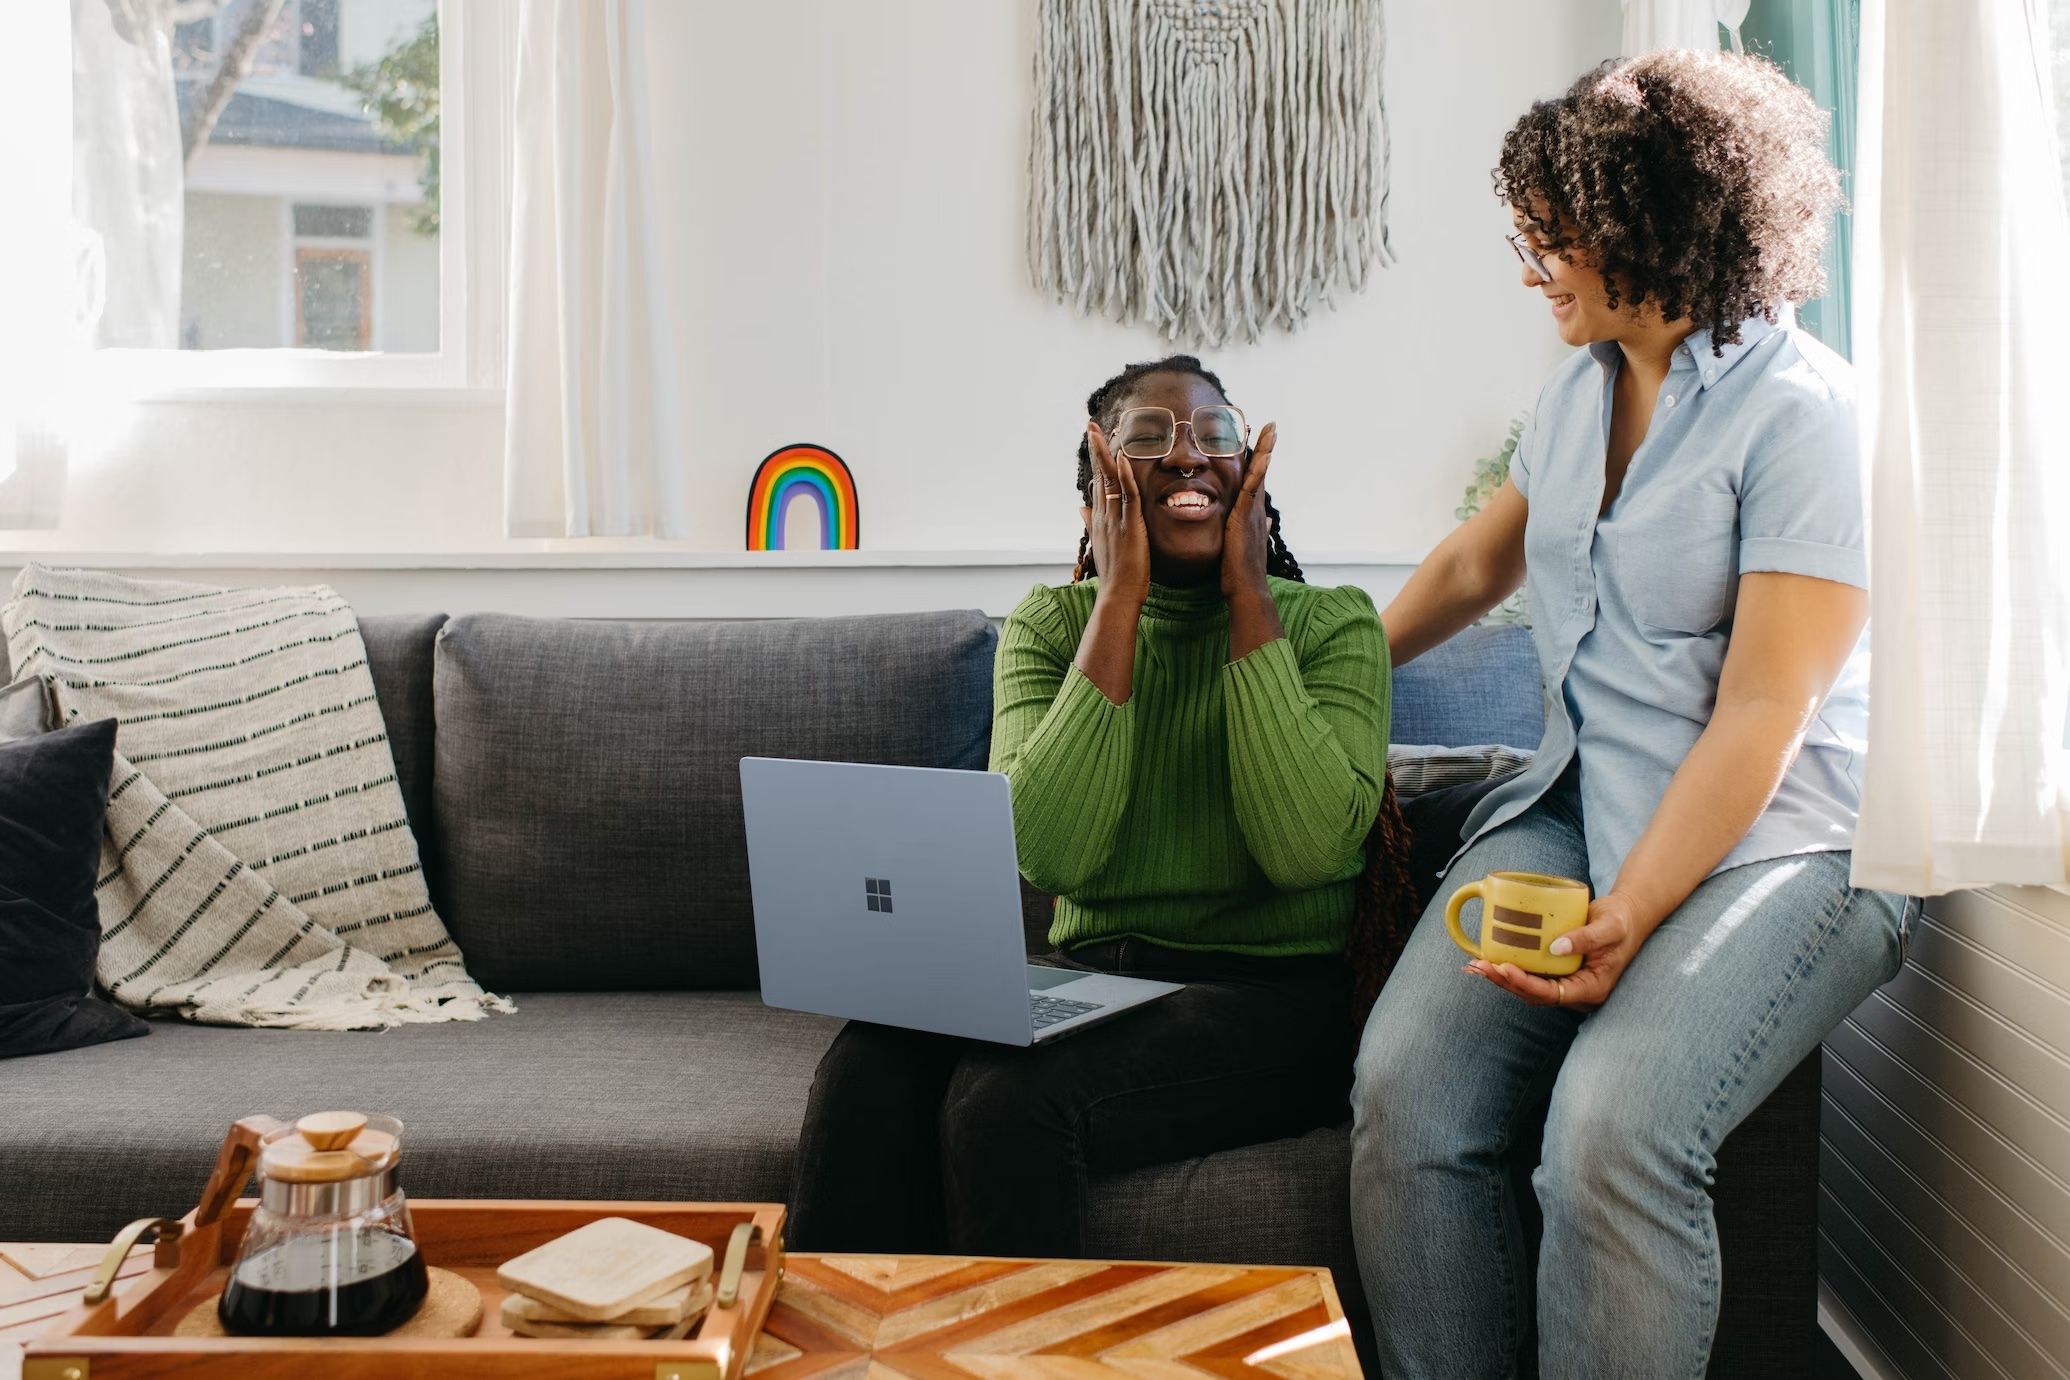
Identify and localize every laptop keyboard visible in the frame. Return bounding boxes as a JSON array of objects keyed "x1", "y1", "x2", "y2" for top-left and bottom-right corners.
[{"x1": 1030, "y1": 993, "x2": 1103, "y2": 1029}]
